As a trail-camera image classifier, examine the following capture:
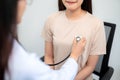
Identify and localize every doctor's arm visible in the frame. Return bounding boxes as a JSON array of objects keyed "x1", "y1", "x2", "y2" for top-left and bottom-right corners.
[
  {"x1": 45, "y1": 38, "x2": 86, "y2": 80},
  {"x1": 17, "y1": 38, "x2": 86, "y2": 80},
  {"x1": 34, "y1": 38, "x2": 86, "y2": 80}
]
